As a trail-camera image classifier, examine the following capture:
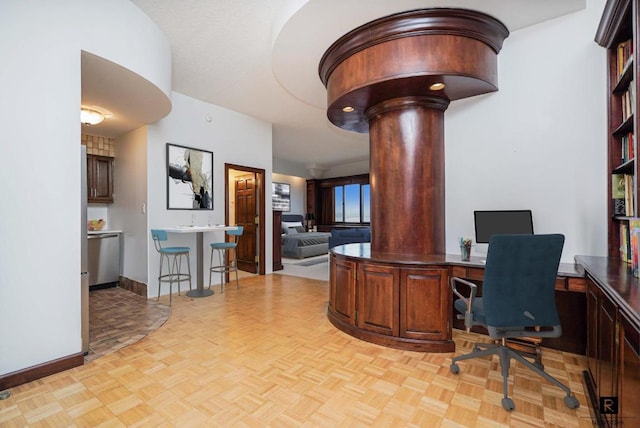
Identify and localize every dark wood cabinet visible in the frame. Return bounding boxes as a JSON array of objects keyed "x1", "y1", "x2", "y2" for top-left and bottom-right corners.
[
  {"x1": 328, "y1": 251, "x2": 454, "y2": 352},
  {"x1": 87, "y1": 154, "x2": 114, "y2": 203},
  {"x1": 620, "y1": 314, "x2": 640, "y2": 422},
  {"x1": 578, "y1": 256, "x2": 640, "y2": 428},
  {"x1": 272, "y1": 210, "x2": 283, "y2": 271}
]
